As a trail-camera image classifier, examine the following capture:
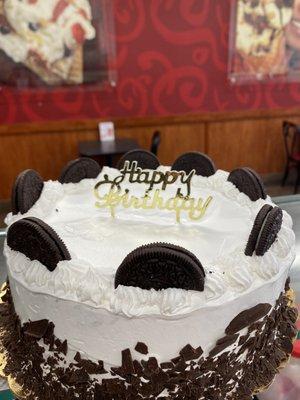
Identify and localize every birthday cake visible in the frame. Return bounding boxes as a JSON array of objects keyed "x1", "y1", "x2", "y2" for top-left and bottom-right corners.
[{"x1": 0, "y1": 150, "x2": 298, "y2": 400}]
